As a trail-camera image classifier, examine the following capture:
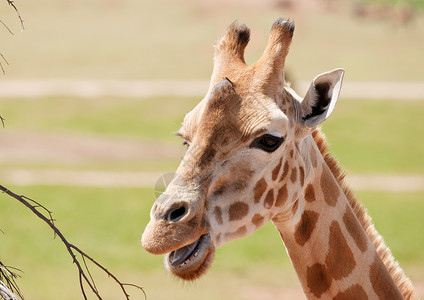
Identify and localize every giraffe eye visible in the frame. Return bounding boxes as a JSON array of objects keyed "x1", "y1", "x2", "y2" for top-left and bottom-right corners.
[{"x1": 250, "y1": 134, "x2": 284, "y2": 153}]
